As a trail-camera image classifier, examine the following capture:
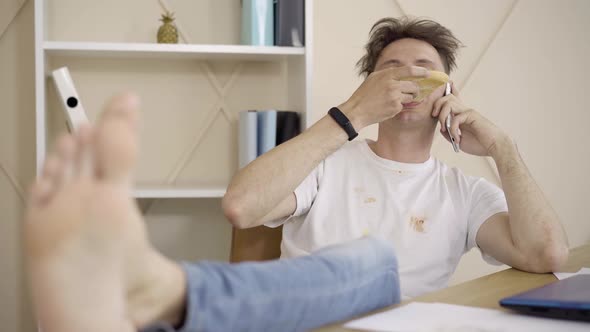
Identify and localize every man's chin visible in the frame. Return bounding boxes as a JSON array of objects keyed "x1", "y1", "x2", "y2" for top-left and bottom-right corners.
[
  {"x1": 384, "y1": 110, "x2": 438, "y2": 130},
  {"x1": 395, "y1": 108, "x2": 429, "y2": 121}
]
